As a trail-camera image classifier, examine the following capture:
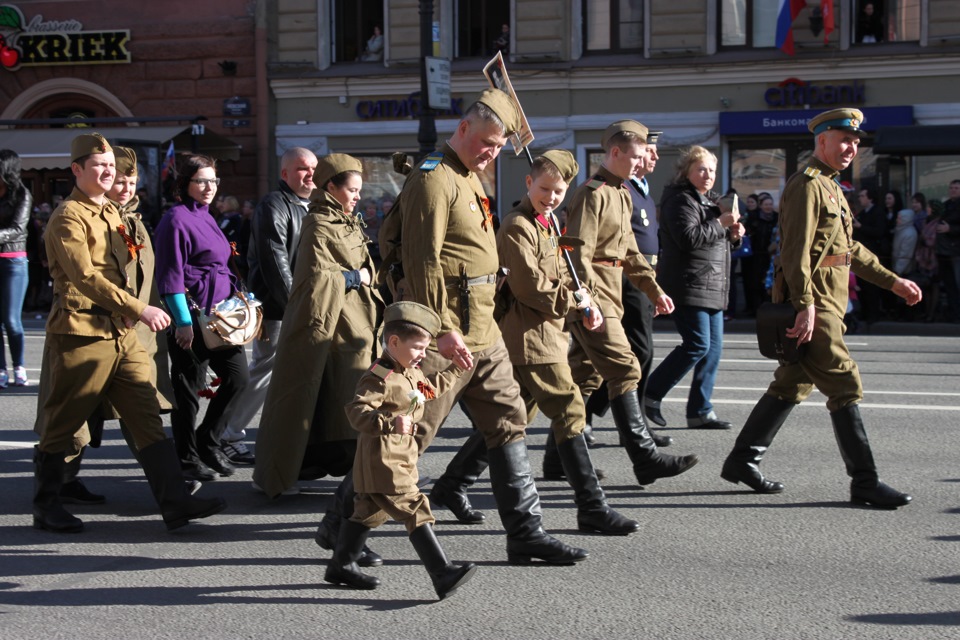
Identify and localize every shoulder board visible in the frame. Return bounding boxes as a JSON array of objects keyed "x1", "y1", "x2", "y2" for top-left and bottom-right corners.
[
  {"x1": 419, "y1": 152, "x2": 444, "y2": 172},
  {"x1": 803, "y1": 166, "x2": 822, "y2": 179},
  {"x1": 586, "y1": 178, "x2": 606, "y2": 190},
  {"x1": 369, "y1": 360, "x2": 393, "y2": 380}
]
